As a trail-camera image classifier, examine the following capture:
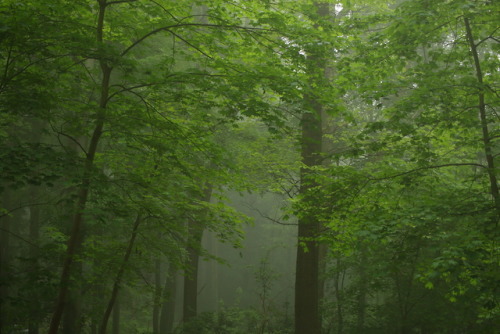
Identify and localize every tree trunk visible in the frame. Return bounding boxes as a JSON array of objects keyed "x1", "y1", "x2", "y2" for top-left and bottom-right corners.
[
  {"x1": 29, "y1": 191, "x2": 40, "y2": 334},
  {"x1": 333, "y1": 258, "x2": 343, "y2": 334},
  {"x1": 464, "y1": 17, "x2": 500, "y2": 221},
  {"x1": 47, "y1": 2, "x2": 111, "y2": 333},
  {"x1": 99, "y1": 213, "x2": 143, "y2": 334},
  {"x1": 295, "y1": 103, "x2": 323, "y2": 334},
  {"x1": 0, "y1": 193, "x2": 12, "y2": 334},
  {"x1": 112, "y1": 294, "x2": 120, "y2": 334},
  {"x1": 294, "y1": 3, "x2": 333, "y2": 333},
  {"x1": 160, "y1": 264, "x2": 177, "y2": 334},
  {"x1": 182, "y1": 226, "x2": 203, "y2": 322},
  {"x1": 355, "y1": 249, "x2": 367, "y2": 334},
  {"x1": 153, "y1": 259, "x2": 162, "y2": 334},
  {"x1": 182, "y1": 185, "x2": 213, "y2": 323}
]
